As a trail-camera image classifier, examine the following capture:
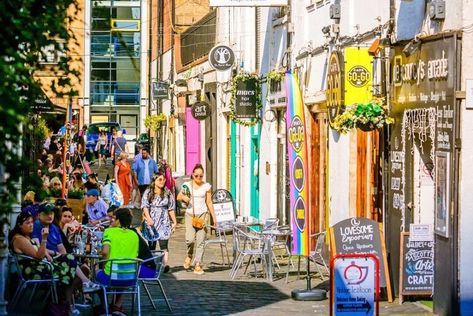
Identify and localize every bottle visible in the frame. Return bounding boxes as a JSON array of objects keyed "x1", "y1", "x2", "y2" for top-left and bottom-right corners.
[
  {"x1": 75, "y1": 233, "x2": 84, "y2": 254},
  {"x1": 181, "y1": 184, "x2": 191, "y2": 209}
]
